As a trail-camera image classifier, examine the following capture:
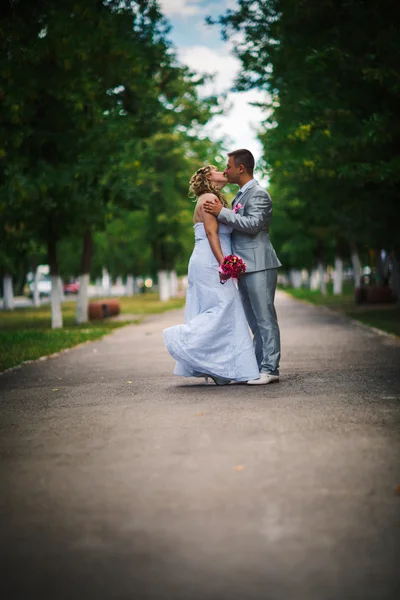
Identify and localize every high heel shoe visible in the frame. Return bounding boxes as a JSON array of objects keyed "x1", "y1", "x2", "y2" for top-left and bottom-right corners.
[
  {"x1": 200, "y1": 374, "x2": 231, "y2": 386},
  {"x1": 208, "y1": 375, "x2": 231, "y2": 386}
]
